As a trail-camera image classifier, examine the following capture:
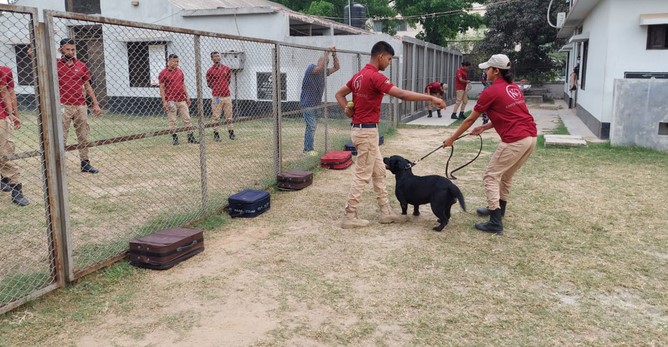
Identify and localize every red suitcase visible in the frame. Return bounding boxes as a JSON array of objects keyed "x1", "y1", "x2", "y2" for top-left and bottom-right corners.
[
  {"x1": 129, "y1": 228, "x2": 204, "y2": 270},
  {"x1": 277, "y1": 169, "x2": 313, "y2": 190},
  {"x1": 321, "y1": 151, "x2": 353, "y2": 170}
]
